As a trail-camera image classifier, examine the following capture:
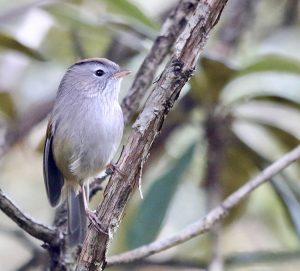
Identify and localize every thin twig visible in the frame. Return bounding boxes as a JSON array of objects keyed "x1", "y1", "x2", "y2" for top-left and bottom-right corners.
[
  {"x1": 121, "y1": 0, "x2": 199, "y2": 124},
  {"x1": 107, "y1": 145, "x2": 300, "y2": 265},
  {"x1": 0, "y1": 189, "x2": 58, "y2": 244},
  {"x1": 110, "y1": 249, "x2": 300, "y2": 269}
]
